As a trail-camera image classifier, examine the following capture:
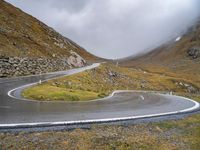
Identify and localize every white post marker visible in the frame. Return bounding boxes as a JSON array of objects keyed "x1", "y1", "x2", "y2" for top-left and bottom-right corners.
[
  {"x1": 39, "y1": 80, "x2": 42, "y2": 84},
  {"x1": 116, "y1": 61, "x2": 119, "y2": 67}
]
